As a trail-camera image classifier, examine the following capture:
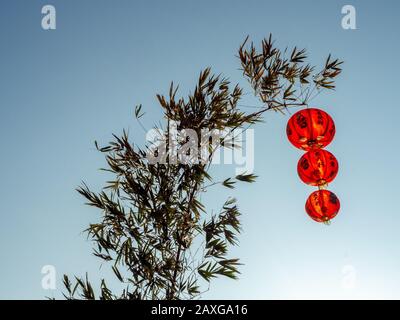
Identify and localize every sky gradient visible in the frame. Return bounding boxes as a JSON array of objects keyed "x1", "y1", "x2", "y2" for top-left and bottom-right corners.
[{"x1": 1, "y1": 0, "x2": 400, "y2": 299}]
